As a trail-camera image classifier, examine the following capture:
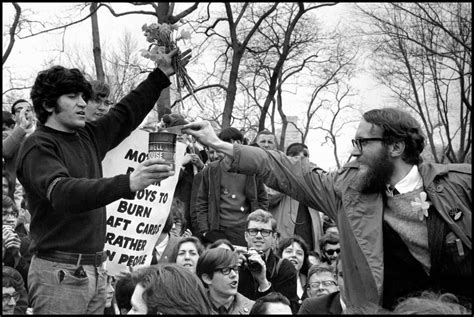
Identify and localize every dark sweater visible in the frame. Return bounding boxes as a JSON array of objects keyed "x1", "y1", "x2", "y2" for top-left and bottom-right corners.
[
  {"x1": 238, "y1": 249, "x2": 299, "y2": 312},
  {"x1": 16, "y1": 68, "x2": 170, "y2": 254}
]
